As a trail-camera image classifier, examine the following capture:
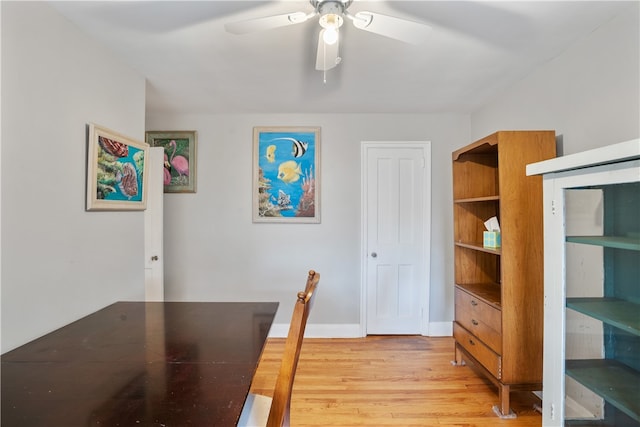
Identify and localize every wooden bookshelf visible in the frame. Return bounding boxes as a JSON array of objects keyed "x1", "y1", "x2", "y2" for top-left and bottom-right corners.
[{"x1": 452, "y1": 131, "x2": 556, "y2": 417}]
